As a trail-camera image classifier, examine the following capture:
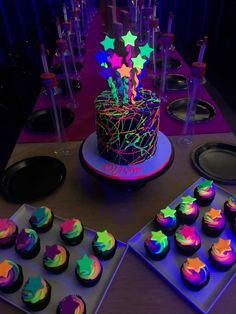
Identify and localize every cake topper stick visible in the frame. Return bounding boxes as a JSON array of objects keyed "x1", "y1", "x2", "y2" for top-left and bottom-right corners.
[
  {"x1": 63, "y1": 4, "x2": 68, "y2": 22},
  {"x1": 40, "y1": 44, "x2": 49, "y2": 72},
  {"x1": 197, "y1": 36, "x2": 208, "y2": 62},
  {"x1": 167, "y1": 11, "x2": 174, "y2": 33},
  {"x1": 56, "y1": 17, "x2": 62, "y2": 39}
]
